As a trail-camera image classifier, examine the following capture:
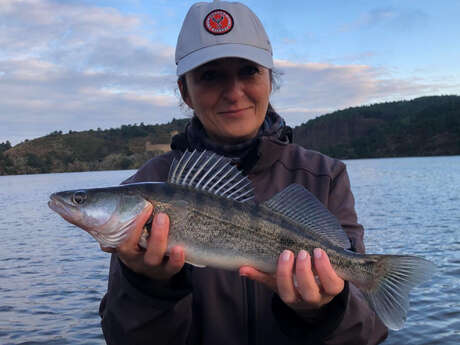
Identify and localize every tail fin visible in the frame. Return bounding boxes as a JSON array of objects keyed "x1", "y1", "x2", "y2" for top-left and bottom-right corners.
[{"x1": 362, "y1": 255, "x2": 436, "y2": 330}]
